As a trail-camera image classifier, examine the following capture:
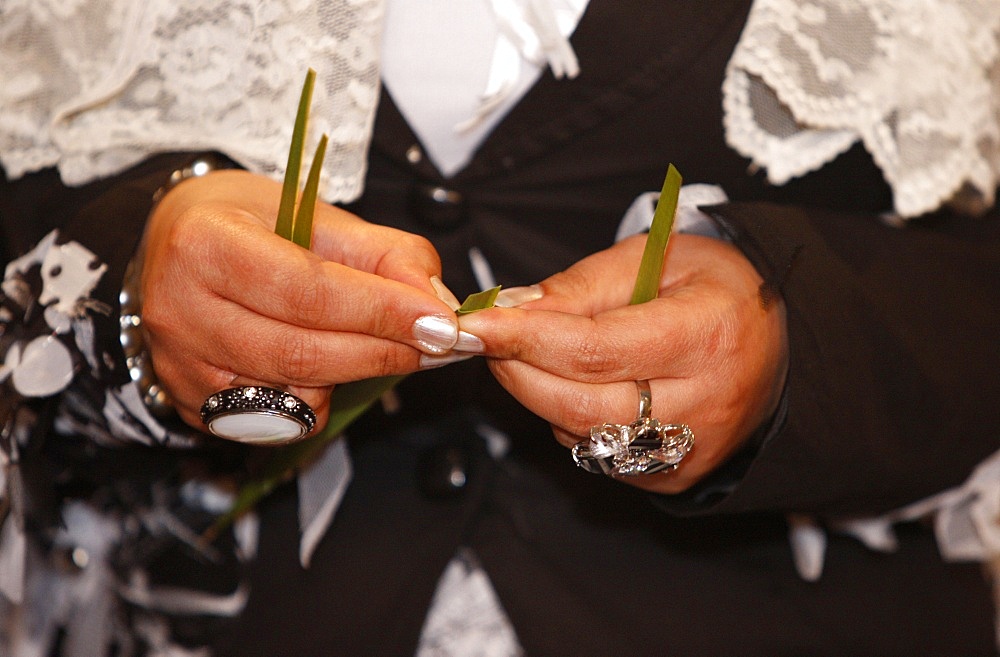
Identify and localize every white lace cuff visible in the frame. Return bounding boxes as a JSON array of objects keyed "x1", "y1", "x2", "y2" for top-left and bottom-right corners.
[
  {"x1": 724, "y1": 0, "x2": 1000, "y2": 218},
  {"x1": 0, "y1": 0, "x2": 386, "y2": 204}
]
